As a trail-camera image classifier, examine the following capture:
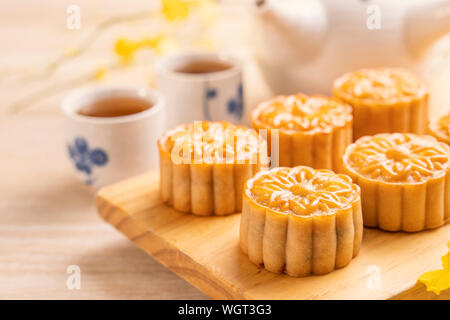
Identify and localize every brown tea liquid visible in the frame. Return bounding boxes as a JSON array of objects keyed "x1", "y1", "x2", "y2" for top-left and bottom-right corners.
[
  {"x1": 174, "y1": 60, "x2": 232, "y2": 74},
  {"x1": 77, "y1": 96, "x2": 153, "y2": 118}
]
